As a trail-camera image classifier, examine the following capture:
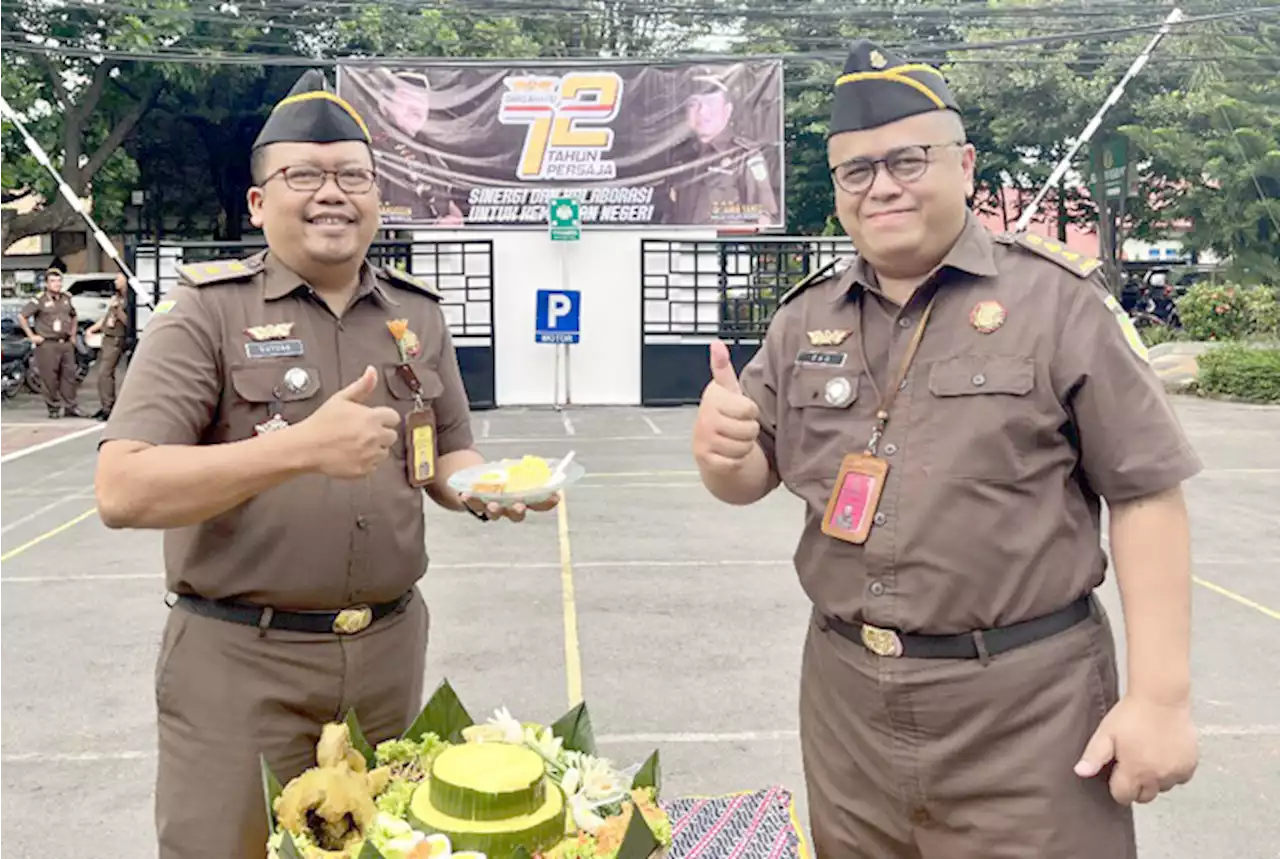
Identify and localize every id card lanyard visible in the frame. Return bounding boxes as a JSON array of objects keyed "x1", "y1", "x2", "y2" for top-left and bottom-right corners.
[
  {"x1": 820, "y1": 290, "x2": 939, "y2": 545},
  {"x1": 395, "y1": 363, "x2": 437, "y2": 488}
]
